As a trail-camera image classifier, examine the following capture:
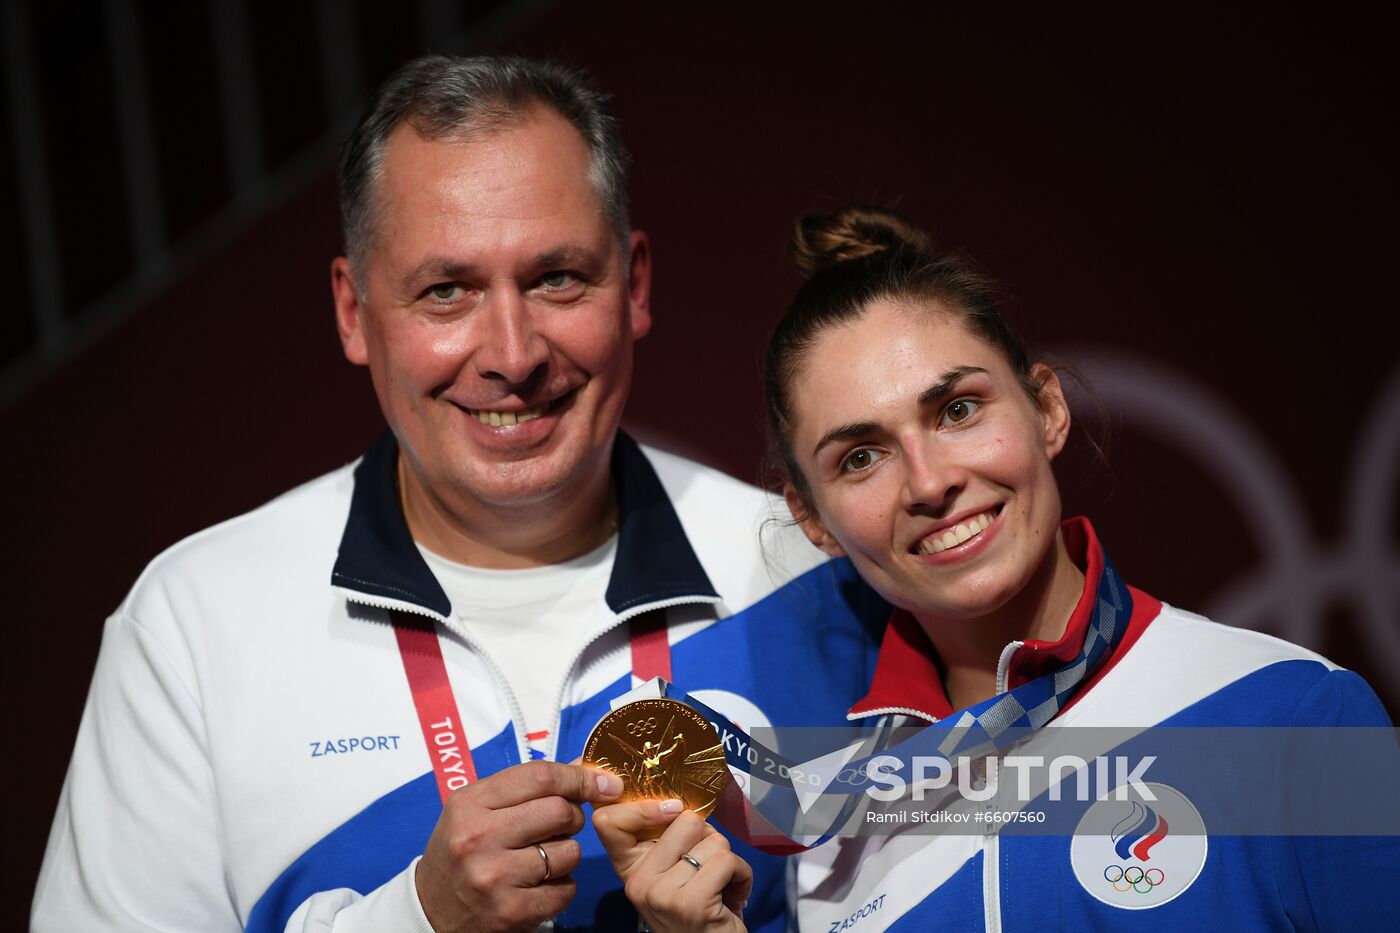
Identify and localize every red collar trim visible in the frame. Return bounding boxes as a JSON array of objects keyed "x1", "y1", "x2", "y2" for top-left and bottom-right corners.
[
  {"x1": 847, "y1": 608, "x2": 953, "y2": 721},
  {"x1": 1006, "y1": 516, "x2": 1101, "y2": 689},
  {"x1": 847, "y1": 516, "x2": 1115, "y2": 720}
]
